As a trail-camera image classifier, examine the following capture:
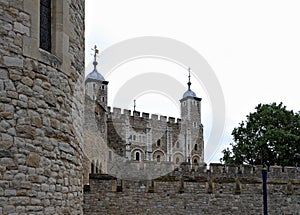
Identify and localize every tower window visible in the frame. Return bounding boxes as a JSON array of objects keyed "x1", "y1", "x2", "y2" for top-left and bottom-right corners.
[
  {"x1": 194, "y1": 144, "x2": 198, "y2": 151},
  {"x1": 157, "y1": 139, "x2": 161, "y2": 147},
  {"x1": 176, "y1": 157, "x2": 180, "y2": 164},
  {"x1": 101, "y1": 85, "x2": 105, "y2": 90},
  {"x1": 194, "y1": 159, "x2": 198, "y2": 164},
  {"x1": 157, "y1": 155, "x2": 161, "y2": 162},
  {"x1": 109, "y1": 151, "x2": 112, "y2": 161},
  {"x1": 183, "y1": 101, "x2": 186, "y2": 106},
  {"x1": 193, "y1": 122, "x2": 197, "y2": 128},
  {"x1": 40, "y1": 0, "x2": 52, "y2": 52},
  {"x1": 176, "y1": 142, "x2": 179, "y2": 148},
  {"x1": 135, "y1": 152, "x2": 140, "y2": 161}
]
